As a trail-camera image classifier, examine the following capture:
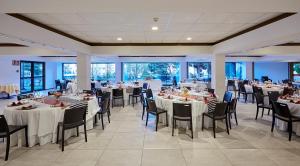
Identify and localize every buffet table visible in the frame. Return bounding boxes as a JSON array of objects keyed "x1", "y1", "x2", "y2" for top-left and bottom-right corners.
[
  {"x1": 3, "y1": 95, "x2": 99, "y2": 147},
  {"x1": 0, "y1": 84, "x2": 19, "y2": 96}
]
